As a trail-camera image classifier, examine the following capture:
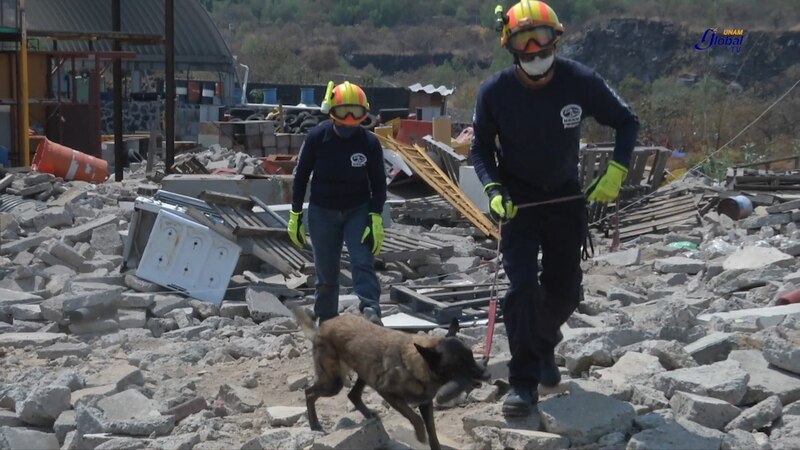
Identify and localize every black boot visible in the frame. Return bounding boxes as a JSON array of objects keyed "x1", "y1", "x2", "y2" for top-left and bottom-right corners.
[{"x1": 502, "y1": 385, "x2": 538, "y2": 417}]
